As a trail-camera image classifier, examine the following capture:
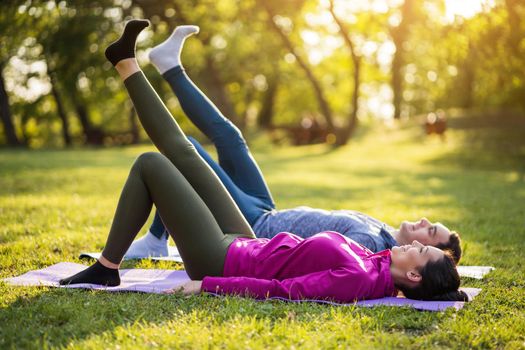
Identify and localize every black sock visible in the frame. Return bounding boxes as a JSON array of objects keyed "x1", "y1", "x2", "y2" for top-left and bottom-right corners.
[
  {"x1": 105, "y1": 19, "x2": 150, "y2": 66},
  {"x1": 59, "y1": 261, "x2": 121, "y2": 286}
]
